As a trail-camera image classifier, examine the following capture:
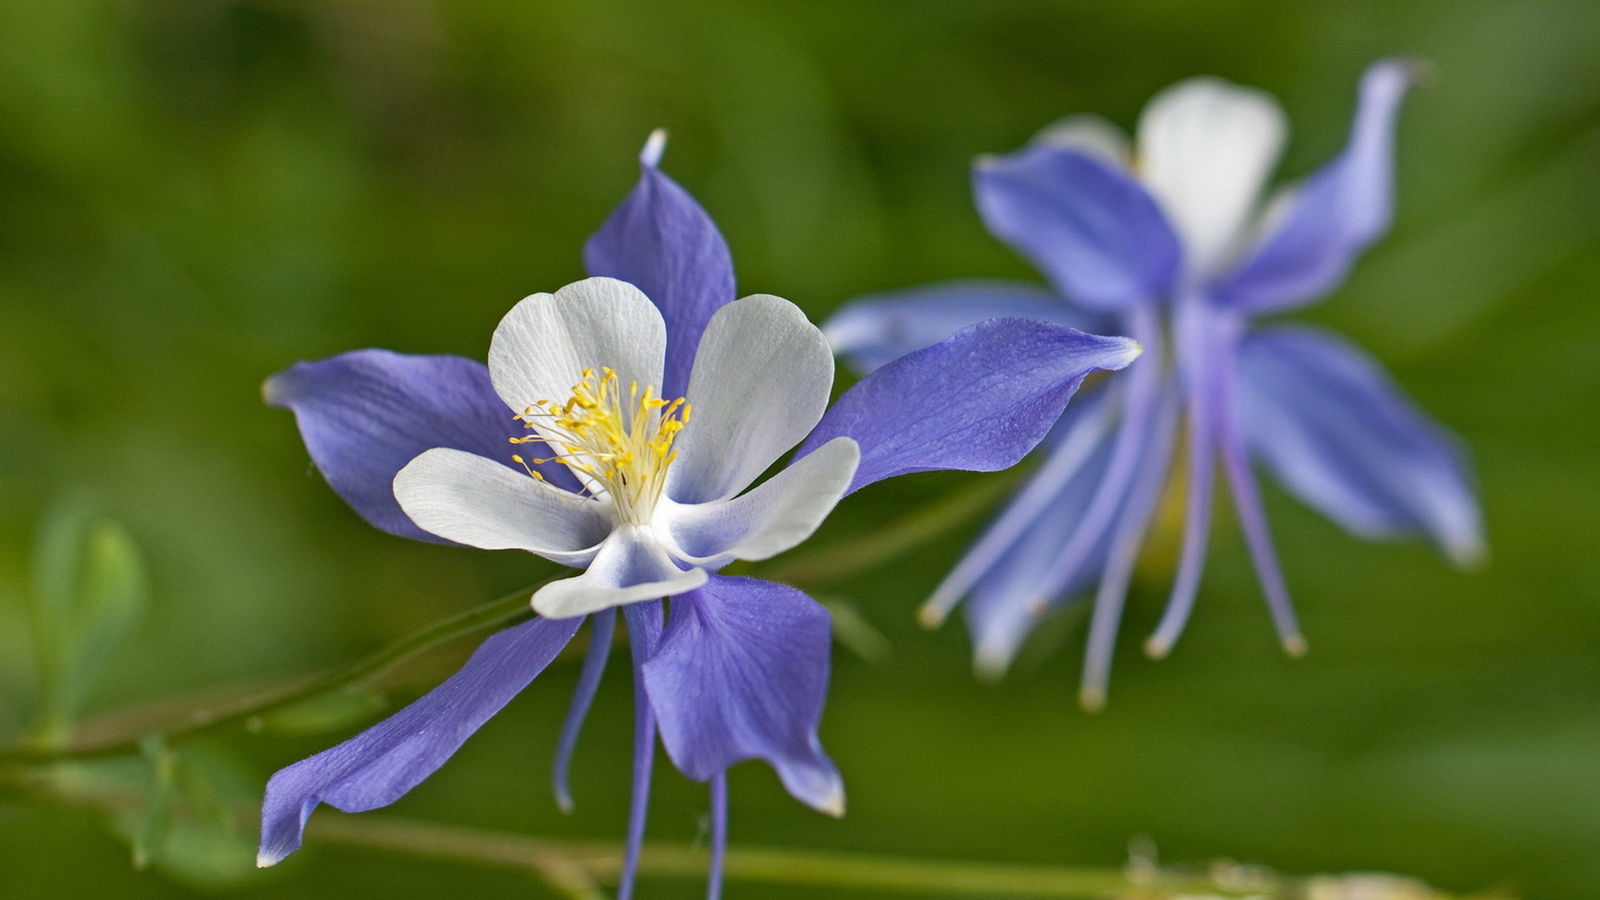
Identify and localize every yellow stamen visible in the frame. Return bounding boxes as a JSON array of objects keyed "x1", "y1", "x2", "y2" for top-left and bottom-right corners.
[
  {"x1": 511, "y1": 368, "x2": 690, "y2": 524},
  {"x1": 509, "y1": 455, "x2": 545, "y2": 481}
]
